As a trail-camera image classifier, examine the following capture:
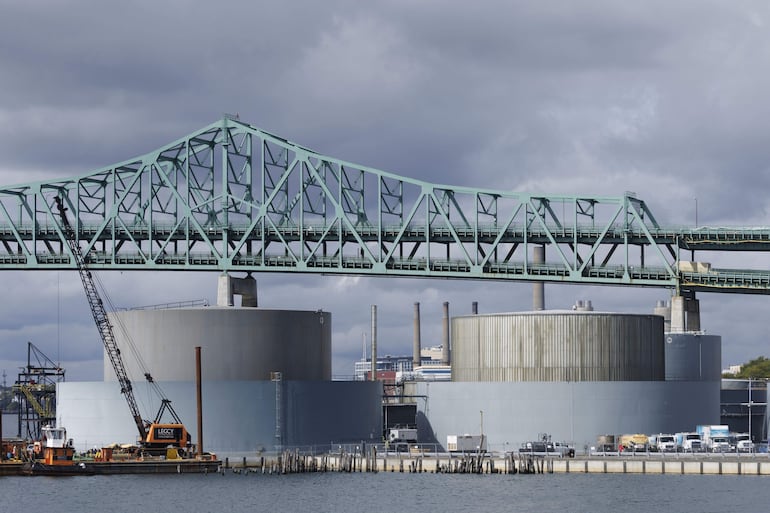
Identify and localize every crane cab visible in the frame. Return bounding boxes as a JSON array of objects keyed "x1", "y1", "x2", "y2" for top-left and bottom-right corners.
[{"x1": 143, "y1": 423, "x2": 191, "y2": 454}]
